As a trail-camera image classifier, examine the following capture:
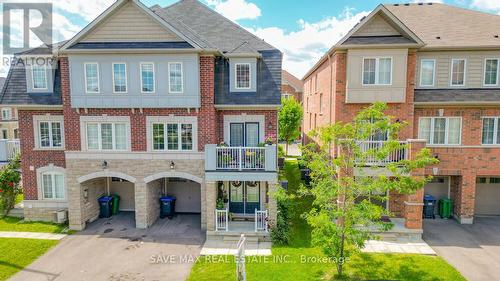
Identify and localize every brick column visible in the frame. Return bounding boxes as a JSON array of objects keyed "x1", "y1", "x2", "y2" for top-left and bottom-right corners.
[
  {"x1": 457, "y1": 173, "x2": 476, "y2": 224},
  {"x1": 404, "y1": 139, "x2": 427, "y2": 229},
  {"x1": 68, "y1": 176, "x2": 85, "y2": 231},
  {"x1": 206, "y1": 181, "x2": 217, "y2": 231},
  {"x1": 200, "y1": 181, "x2": 207, "y2": 230},
  {"x1": 135, "y1": 181, "x2": 147, "y2": 229}
]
